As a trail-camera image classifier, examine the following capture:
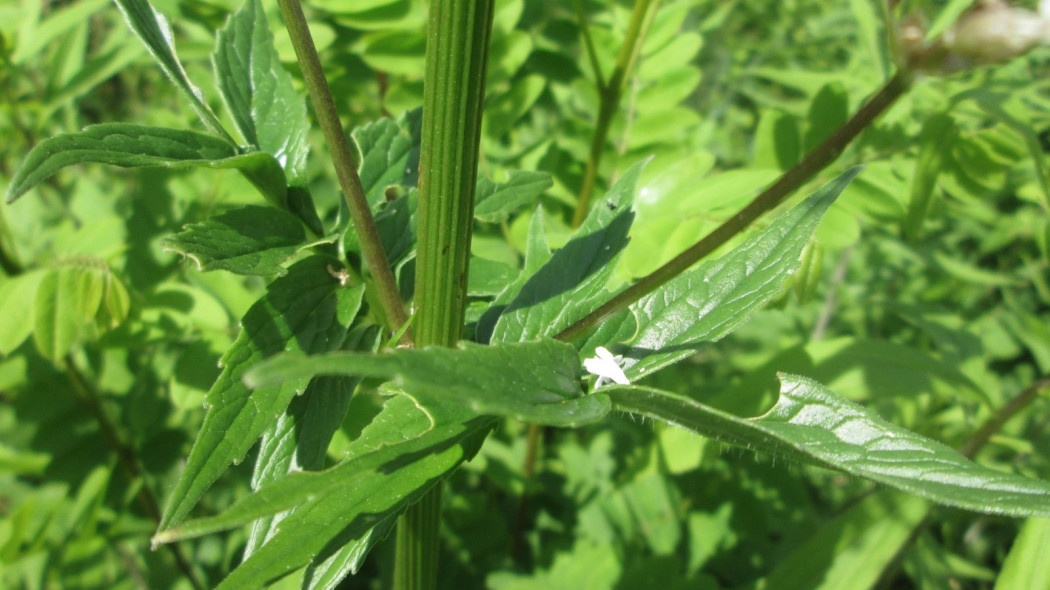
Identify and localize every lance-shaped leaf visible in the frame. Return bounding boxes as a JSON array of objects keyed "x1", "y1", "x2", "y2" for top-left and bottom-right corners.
[
  {"x1": 154, "y1": 416, "x2": 492, "y2": 590},
  {"x1": 5, "y1": 124, "x2": 286, "y2": 206},
  {"x1": 243, "y1": 327, "x2": 380, "y2": 560},
  {"x1": 246, "y1": 338, "x2": 610, "y2": 427},
  {"x1": 213, "y1": 0, "x2": 309, "y2": 183},
  {"x1": 112, "y1": 0, "x2": 228, "y2": 138},
  {"x1": 623, "y1": 168, "x2": 860, "y2": 379},
  {"x1": 162, "y1": 206, "x2": 306, "y2": 276},
  {"x1": 609, "y1": 374, "x2": 1050, "y2": 518},
  {"x1": 491, "y1": 160, "x2": 645, "y2": 343},
  {"x1": 473, "y1": 170, "x2": 553, "y2": 223},
  {"x1": 159, "y1": 257, "x2": 363, "y2": 529}
]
